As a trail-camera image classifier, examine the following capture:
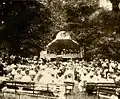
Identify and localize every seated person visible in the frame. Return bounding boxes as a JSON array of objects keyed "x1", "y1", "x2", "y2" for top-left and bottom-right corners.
[
  {"x1": 21, "y1": 70, "x2": 31, "y2": 82},
  {"x1": 14, "y1": 69, "x2": 22, "y2": 81}
]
